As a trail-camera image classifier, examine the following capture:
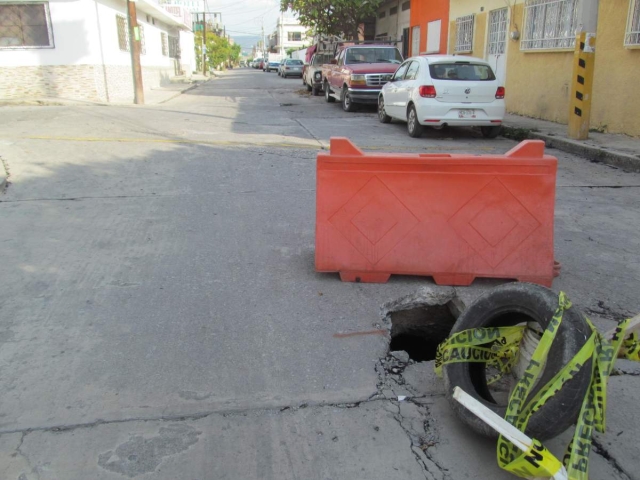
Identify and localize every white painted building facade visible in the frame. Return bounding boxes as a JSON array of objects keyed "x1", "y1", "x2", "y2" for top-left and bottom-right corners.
[
  {"x1": 375, "y1": 0, "x2": 411, "y2": 58},
  {"x1": 0, "y1": 0, "x2": 195, "y2": 103},
  {"x1": 270, "y1": 12, "x2": 307, "y2": 56}
]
